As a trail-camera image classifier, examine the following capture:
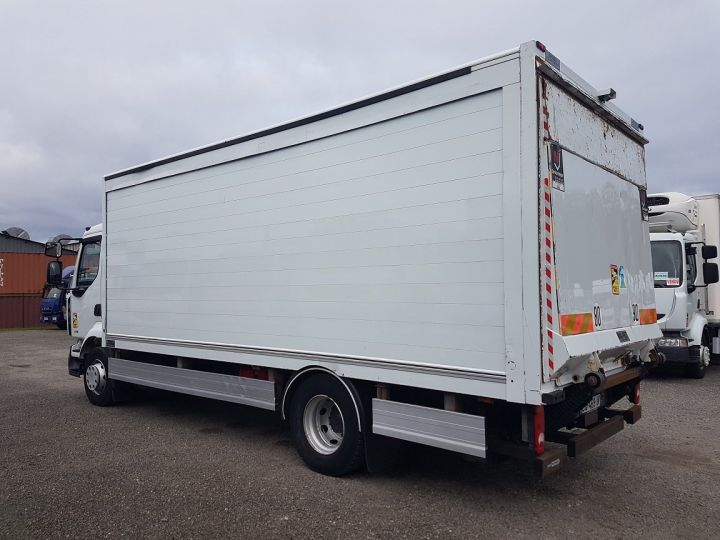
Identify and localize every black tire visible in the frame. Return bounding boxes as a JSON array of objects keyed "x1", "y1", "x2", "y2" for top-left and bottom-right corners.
[
  {"x1": 289, "y1": 374, "x2": 364, "y2": 476},
  {"x1": 83, "y1": 348, "x2": 115, "y2": 406},
  {"x1": 685, "y1": 335, "x2": 710, "y2": 379}
]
